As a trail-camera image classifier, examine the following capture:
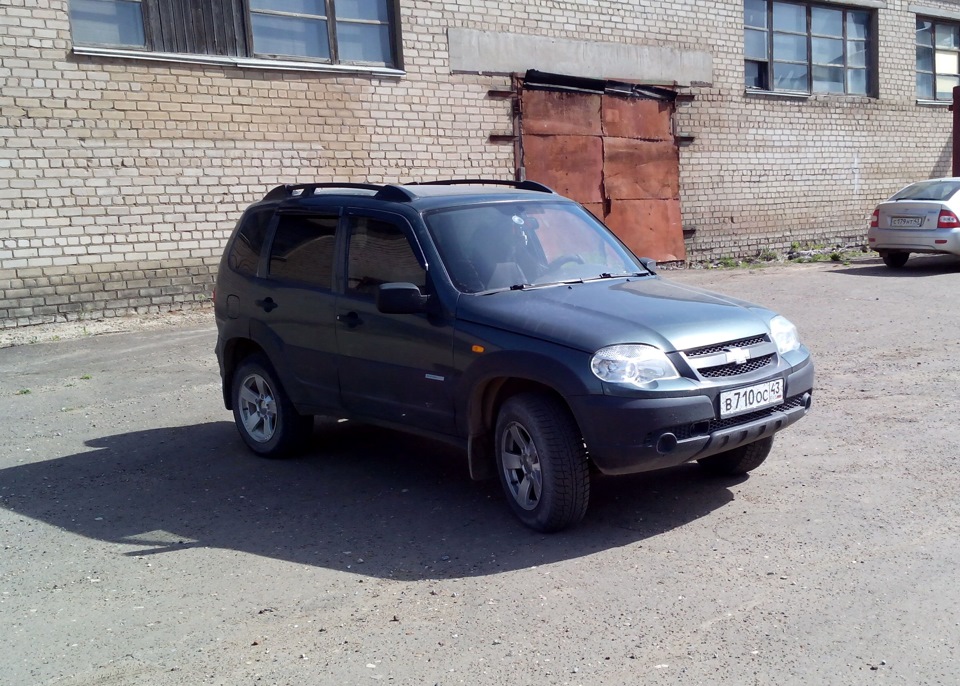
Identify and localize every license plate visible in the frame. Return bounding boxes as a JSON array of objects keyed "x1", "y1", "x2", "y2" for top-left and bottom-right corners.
[
  {"x1": 719, "y1": 379, "x2": 784, "y2": 418},
  {"x1": 890, "y1": 216, "x2": 923, "y2": 228}
]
